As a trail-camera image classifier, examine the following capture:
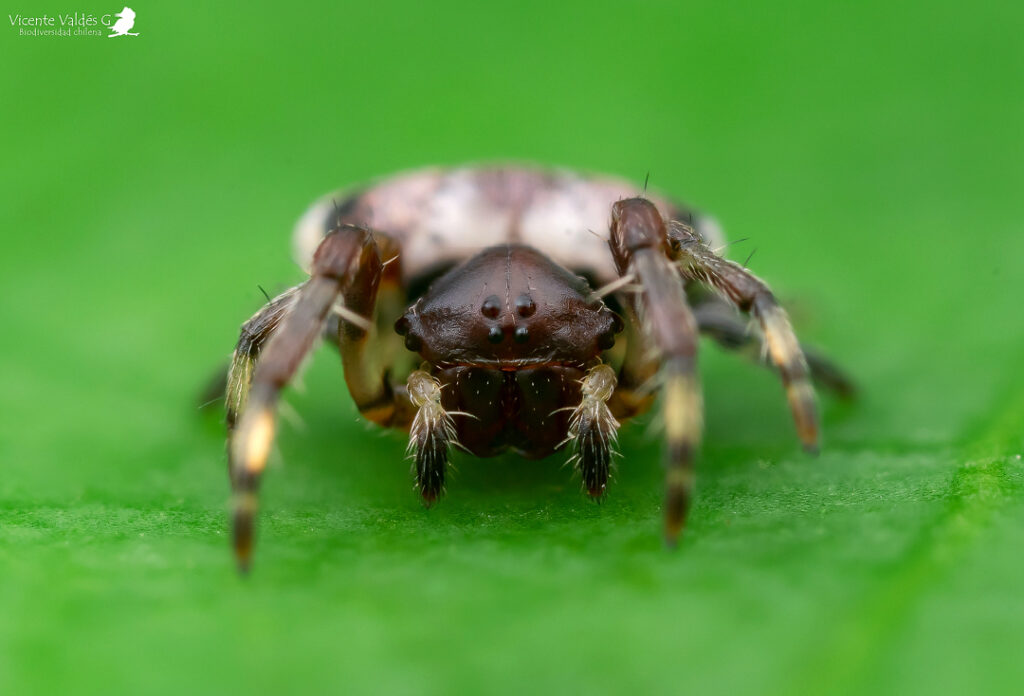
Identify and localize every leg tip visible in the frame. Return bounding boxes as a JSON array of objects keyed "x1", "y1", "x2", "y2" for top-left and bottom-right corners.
[
  {"x1": 663, "y1": 483, "x2": 690, "y2": 548},
  {"x1": 419, "y1": 484, "x2": 444, "y2": 508},
  {"x1": 233, "y1": 538, "x2": 253, "y2": 576},
  {"x1": 663, "y1": 507, "x2": 685, "y2": 548},
  {"x1": 232, "y1": 500, "x2": 256, "y2": 575},
  {"x1": 798, "y1": 421, "x2": 820, "y2": 455}
]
